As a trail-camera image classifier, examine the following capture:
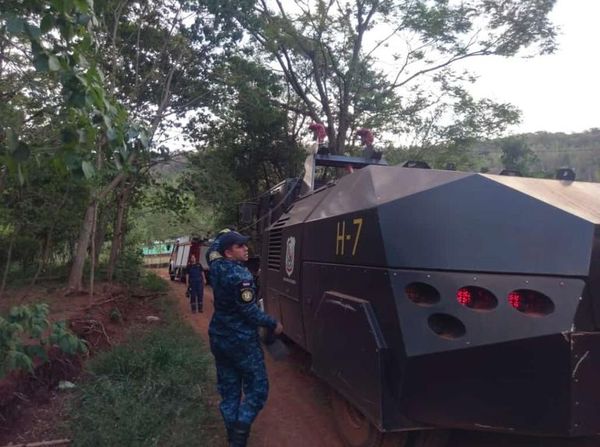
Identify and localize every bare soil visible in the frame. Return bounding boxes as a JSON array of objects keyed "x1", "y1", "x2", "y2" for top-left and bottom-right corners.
[{"x1": 158, "y1": 269, "x2": 346, "y2": 447}]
